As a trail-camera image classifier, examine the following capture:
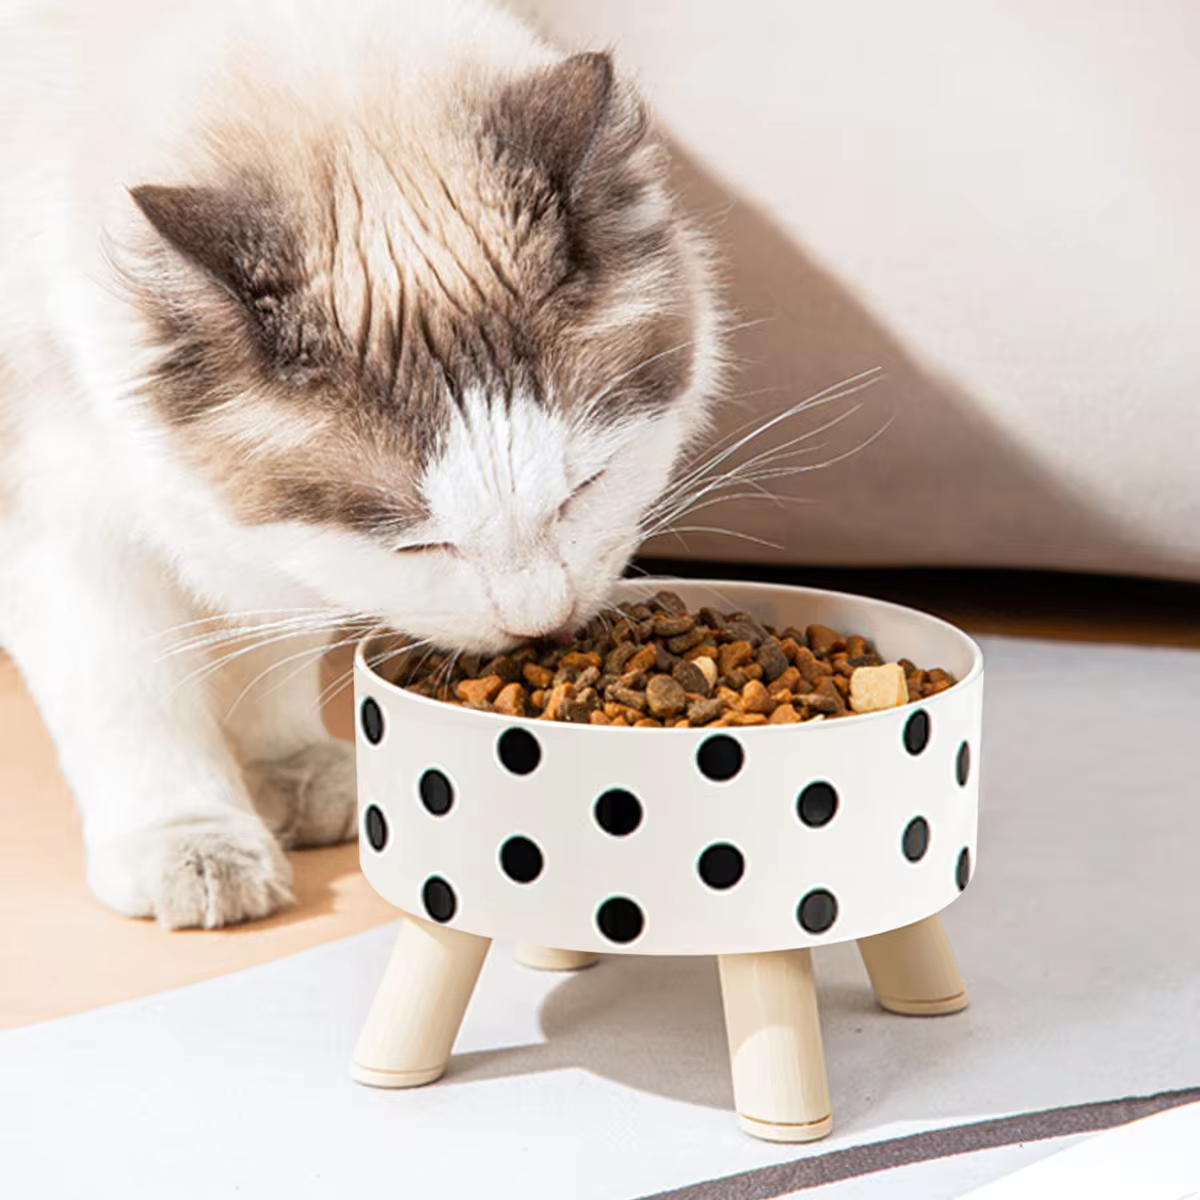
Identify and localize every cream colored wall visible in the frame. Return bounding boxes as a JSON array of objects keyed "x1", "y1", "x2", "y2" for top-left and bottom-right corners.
[{"x1": 511, "y1": 1, "x2": 1200, "y2": 578}]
